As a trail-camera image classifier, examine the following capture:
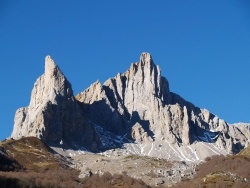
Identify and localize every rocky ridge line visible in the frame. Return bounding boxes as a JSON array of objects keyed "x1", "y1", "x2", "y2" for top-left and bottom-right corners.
[
  {"x1": 76, "y1": 52, "x2": 250, "y2": 159},
  {"x1": 11, "y1": 53, "x2": 250, "y2": 161}
]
